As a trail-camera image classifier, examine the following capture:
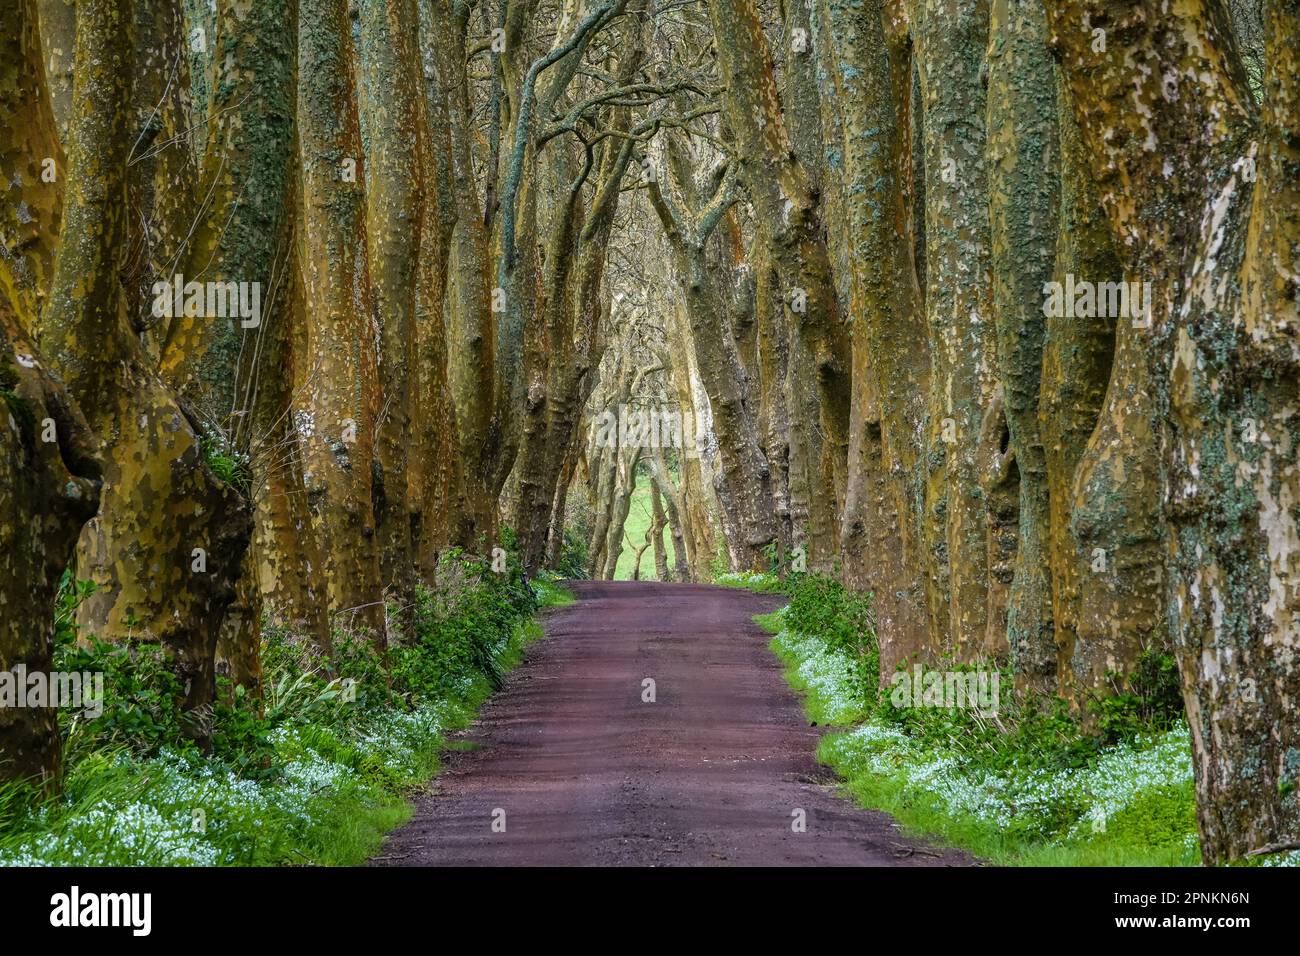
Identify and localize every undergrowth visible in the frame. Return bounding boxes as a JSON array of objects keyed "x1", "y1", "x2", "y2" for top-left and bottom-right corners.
[
  {"x1": 732, "y1": 570, "x2": 1292, "y2": 867},
  {"x1": 0, "y1": 545, "x2": 570, "y2": 867}
]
